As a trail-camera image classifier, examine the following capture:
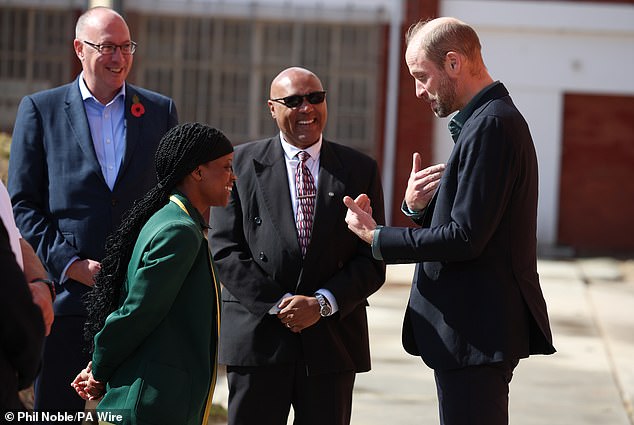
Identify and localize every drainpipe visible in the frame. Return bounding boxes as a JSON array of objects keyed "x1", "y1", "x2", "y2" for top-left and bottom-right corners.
[
  {"x1": 88, "y1": 0, "x2": 123, "y2": 13},
  {"x1": 381, "y1": 0, "x2": 403, "y2": 225}
]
